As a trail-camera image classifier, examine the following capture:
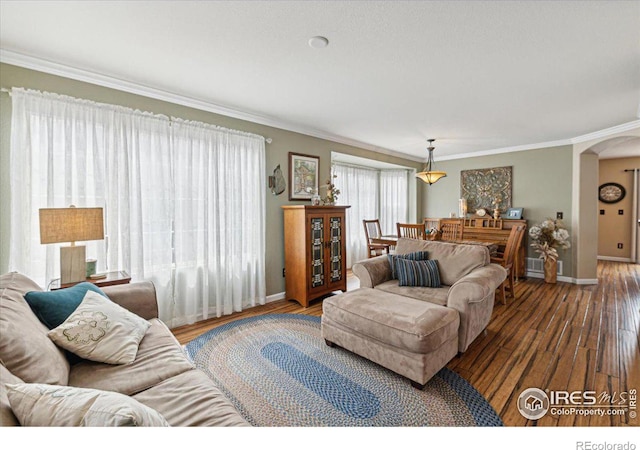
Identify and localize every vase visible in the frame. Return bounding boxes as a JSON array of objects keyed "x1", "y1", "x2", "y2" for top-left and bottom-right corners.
[{"x1": 543, "y1": 257, "x2": 557, "y2": 284}]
